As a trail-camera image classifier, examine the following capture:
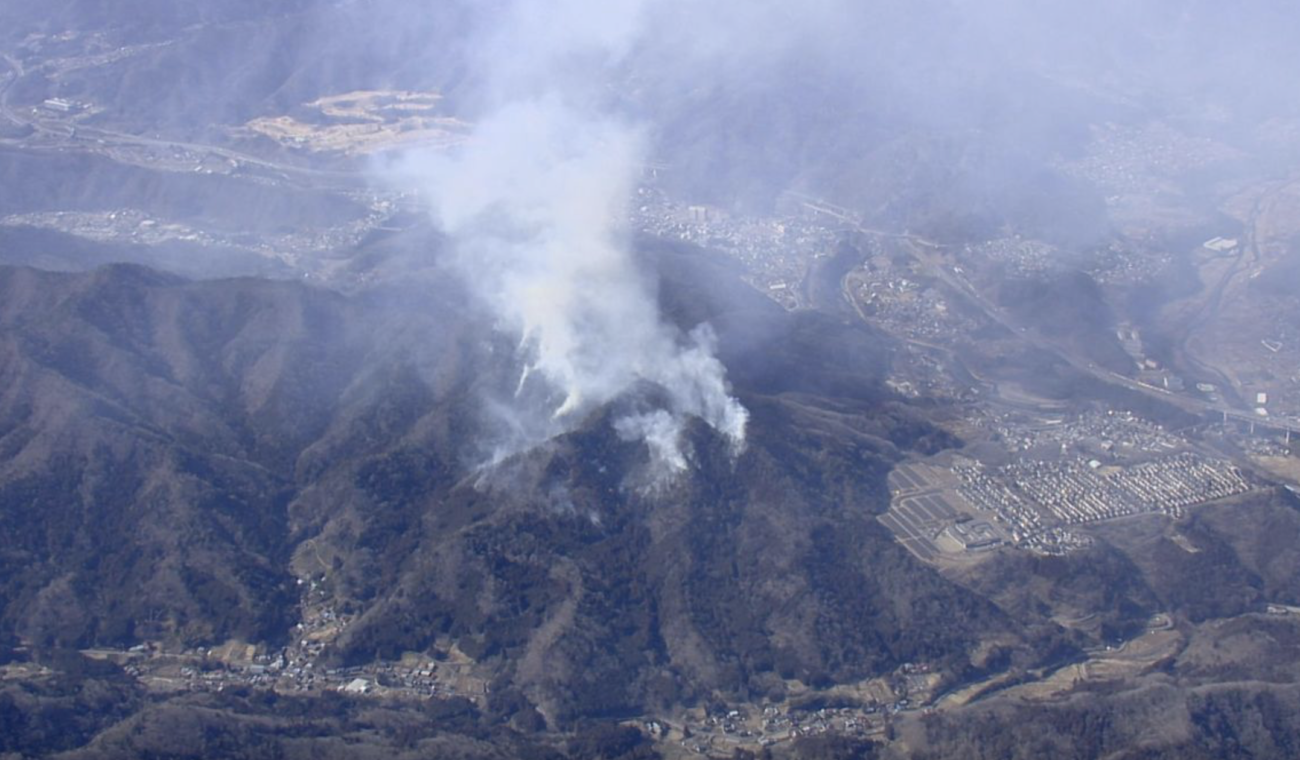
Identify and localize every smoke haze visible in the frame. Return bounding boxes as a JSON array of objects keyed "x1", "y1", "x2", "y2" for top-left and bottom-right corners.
[
  {"x1": 9, "y1": 0, "x2": 1300, "y2": 748},
  {"x1": 402, "y1": 0, "x2": 747, "y2": 472},
  {"x1": 7, "y1": 0, "x2": 1300, "y2": 467}
]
